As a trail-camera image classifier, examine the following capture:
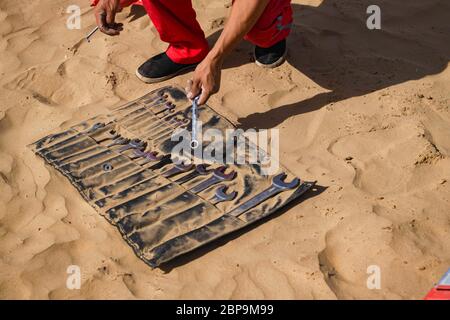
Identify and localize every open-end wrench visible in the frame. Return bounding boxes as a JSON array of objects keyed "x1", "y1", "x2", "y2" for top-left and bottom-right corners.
[
  {"x1": 161, "y1": 163, "x2": 194, "y2": 178},
  {"x1": 118, "y1": 139, "x2": 147, "y2": 153},
  {"x1": 49, "y1": 129, "x2": 120, "y2": 165},
  {"x1": 127, "y1": 107, "x2": 175, "y2": 131},
  {"x1": 85, "y1": 122, "x2": 106, "y2": 134},
  {"x1": 106, "y1": 137, "x2": 130, "y2": 148},
  {"x1": 144, "y1": 154, "x2": 172, "y2": 170},
  {"x1": 228, "y1": 173, "x2": 299, "y2": 218},
  {"x1": 142, "y1": 111, "x2": 182, "y2": 133},
  {"x1": 147, "y1": 115, "x2": 188, "y2": 134},
  {"x1": 153, "y1": 122, "x2": 187, "y2": 145},
  {"x1": 121, "y1": 109, "x2": 159, "y2": 127},
  {"x1": 145, "y1": 121, "x2": 186, "y2": 141},
  {"x1": 96, "y1": 129, "x2": 121, "y2": 143},
  {"x1": 140, "y1": 96, "x2": 165, "y2": 106},
  {"x1": 173, "y1": 164, "x2": 210, "y2": 184},
  {"x1": 153, "y1": 102, "x2": 176, "y2": 115},
  {"x1": 37, "y1": 122, "x2": 108, "y2": 154},
  {"x1": 189, "y1": 166, "x2": 236, "y2": 193},
  {"x1": 133, "y1": 149, "x2": 162, "y2": 163},
  {"x1": 209, "y1": 185, "x2": 237, "y2": 205},
  {"x1": 152, "y1": 119, "x2": 189, "y2": 141},
  {"x1": 119, "y1": 96, "x2": 167, "y2": 118}
]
